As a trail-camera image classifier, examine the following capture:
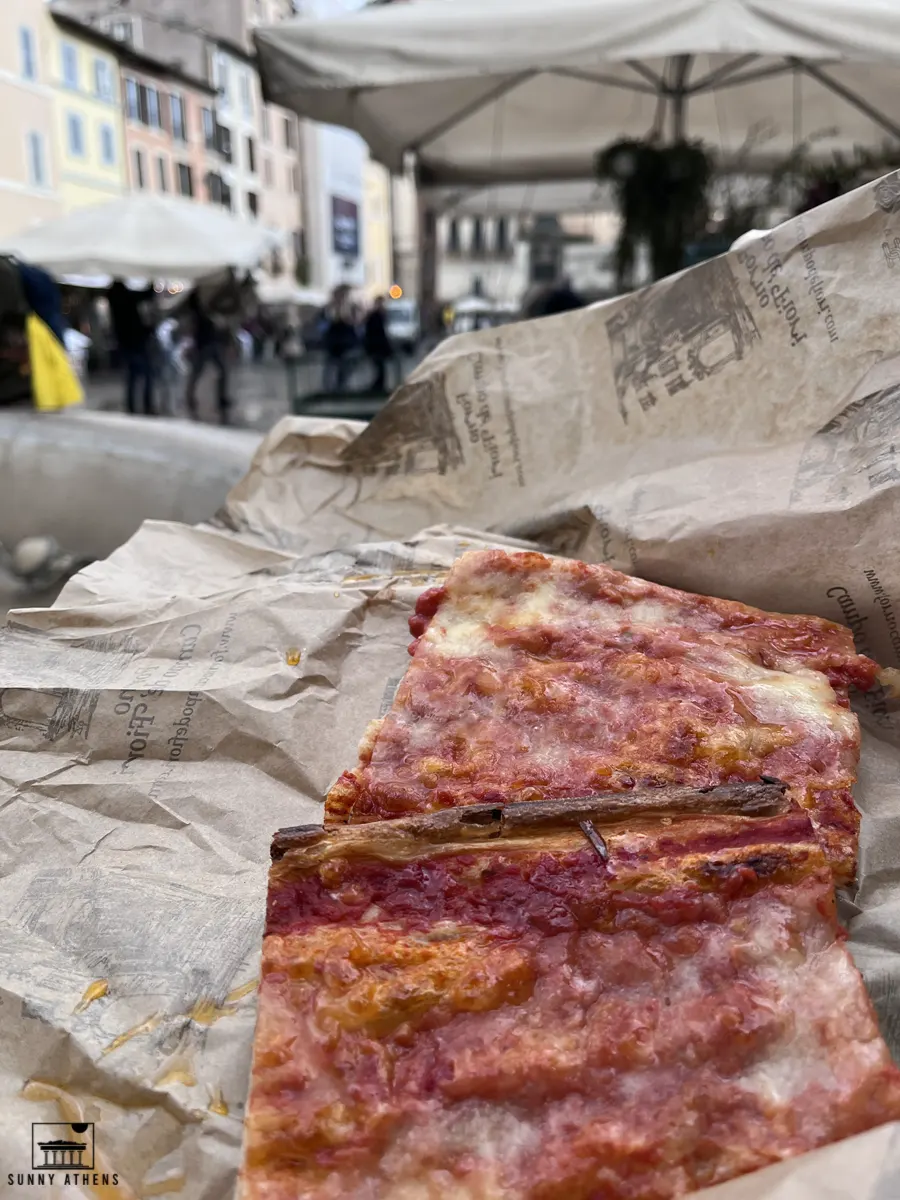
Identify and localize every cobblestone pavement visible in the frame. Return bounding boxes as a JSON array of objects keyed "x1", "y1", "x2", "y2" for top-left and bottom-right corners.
[{"x1": 84, "y1": 350, "x2": 419, "y2": 431}]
